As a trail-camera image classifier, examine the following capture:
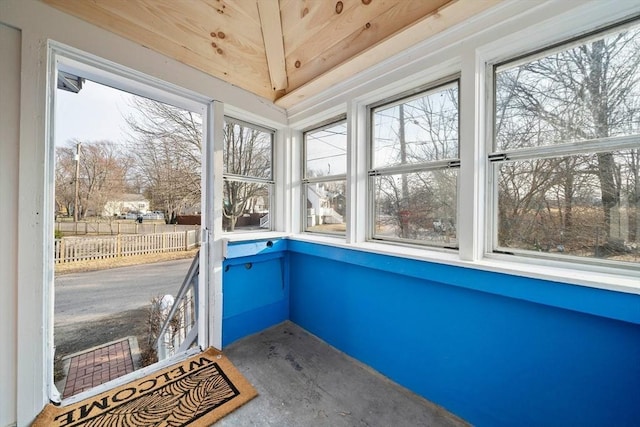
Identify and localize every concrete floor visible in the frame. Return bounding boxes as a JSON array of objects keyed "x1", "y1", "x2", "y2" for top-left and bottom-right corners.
[{"x1": 219, "y1": 321, "x2": 468, "y2": 427}]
